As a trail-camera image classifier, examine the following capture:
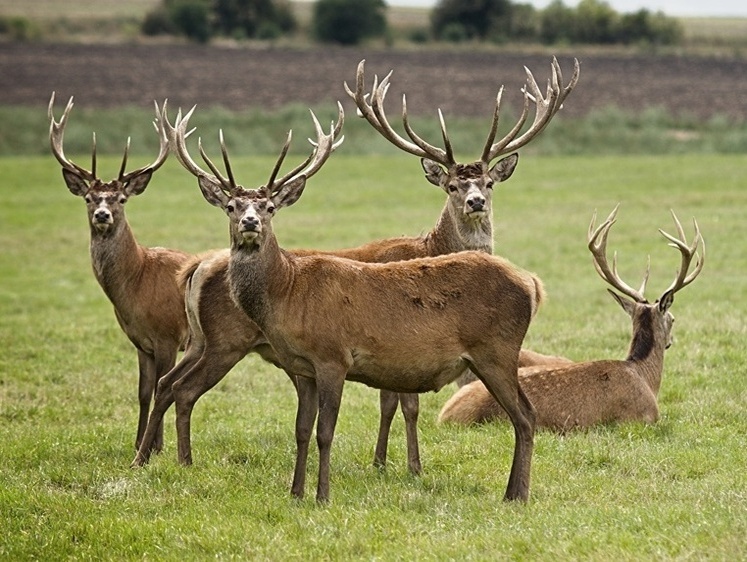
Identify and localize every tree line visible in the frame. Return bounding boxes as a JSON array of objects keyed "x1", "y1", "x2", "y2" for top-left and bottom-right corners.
[{"x1": 142, "y1": 0, "x2": 682, "y2": 47}]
